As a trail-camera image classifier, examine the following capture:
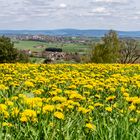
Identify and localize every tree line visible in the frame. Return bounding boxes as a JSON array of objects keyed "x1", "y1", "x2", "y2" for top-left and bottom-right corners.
[{"x1": 90, "y1": 30, "x2": 140, "y2": 63}]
